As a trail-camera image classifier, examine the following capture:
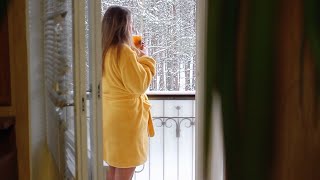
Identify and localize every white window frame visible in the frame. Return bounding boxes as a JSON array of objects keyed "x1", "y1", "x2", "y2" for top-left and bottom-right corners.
[
  {"x1": 73, "y1": 0, "x2": 104, "y2": 179},
  {"x1": 73, "y1": 0, "x2": 89, "y2": 179},
  {"x1": 87, "y1": 0, "x2": 104, "y2": 179},
  {"x1": 195, "y1": 0, "x2": 207, "y2": 179}
]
